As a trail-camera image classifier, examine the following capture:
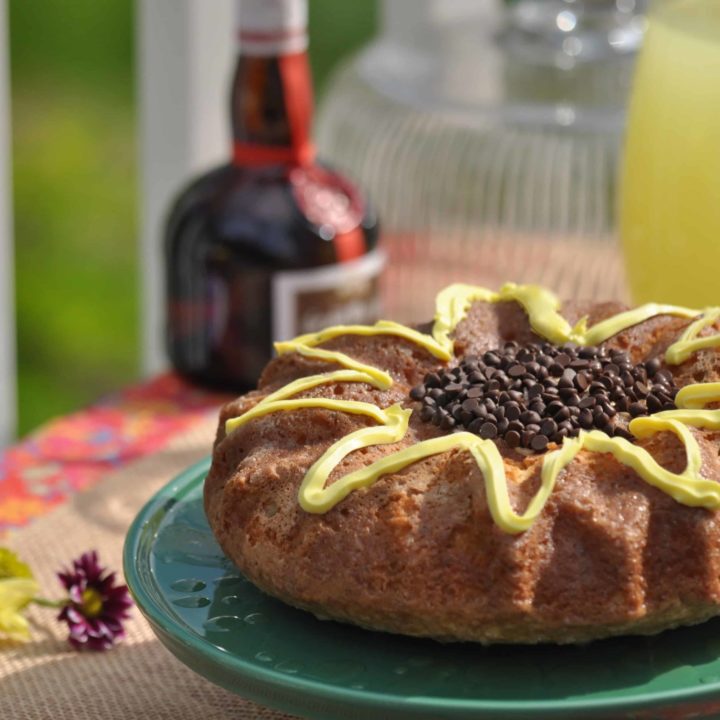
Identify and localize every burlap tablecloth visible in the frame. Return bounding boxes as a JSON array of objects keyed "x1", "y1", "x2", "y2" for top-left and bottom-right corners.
[{"x1": 0, "y1": 416, "x2": 298, "y2": 720}]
